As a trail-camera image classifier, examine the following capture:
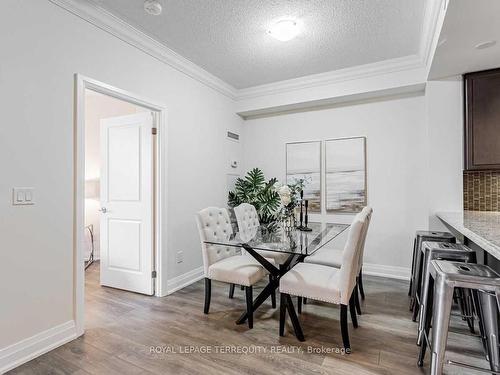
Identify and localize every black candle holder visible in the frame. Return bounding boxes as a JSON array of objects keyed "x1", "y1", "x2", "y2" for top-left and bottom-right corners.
[
  {"x1": 297, "y1": 190, "x2": 304, "y2": 229},
  {"x1": 300, "y1": 199, "x2": 312, "y2": 232}
]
